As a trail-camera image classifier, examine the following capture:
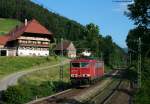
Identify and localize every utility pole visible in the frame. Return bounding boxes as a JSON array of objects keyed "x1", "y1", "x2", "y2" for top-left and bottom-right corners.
[
  {"x1": 60, "y1": 38, "x2": 63, "y2": 81},
  {"x1": 138, "y1": 37, "x2": 141, "y2": 88},
  {"x1": 101, "y1": 52, "x2": 103, "y2": 61},
  {"x1": 129, "y1": 52, "x2": 132, "y2": 65}
]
